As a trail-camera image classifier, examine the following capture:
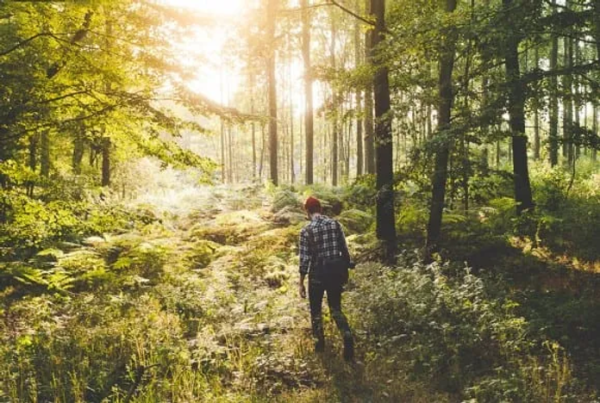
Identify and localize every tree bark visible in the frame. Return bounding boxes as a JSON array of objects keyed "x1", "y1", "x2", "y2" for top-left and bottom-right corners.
[
  {"x1": 101, "y1": 15, "x2": 112, "y2": 188},
  {"x1": 355, "y1": 0, "x2": 364, "y2": 177},
  {"x1": 593, "y1": 103, "x2": 598, "y2": 162},
  {"x1": 220, "y1": 118, "x2": 226, "y2": 183},
  {"x1": 574, "y1": 39, "x2": 581, "y2": 159},
  {"x1": 594, "y1": 0, "x2": 600, "y2": 65},
  {"x1": 73, "y1": 130, "x2": 84, "y2": 175},
  {"x1": 364, "y1": 0, "x2": 375, "y2": 175},
  {"x1": 331, "y1": 10, "x2": 338, "y2": 187},
  {"x1": 426, "y1": 0, "x2": 458, "y2": 257},
  {"x1": 371, "y1": 0, "x2": 396, "y2": 262},
  {"x1": 533, "y1": 46, "x2": 540, "y2": 161},
  {"x1": 504, "y1": 0, "x2": 534, "y2": 215},
  {"x1": 267, "y1": 0, "x2": 279, "y2": 185},
  {"x1": 101, "y1": 137, "x2": 111, "y2": 187},
  {"x1": 250, "y1": 73, "x2": 257, "y2": 180},
  {"x1": 562, "y1": 8, "x2": 574, "y2": 165},
  {"x1": 28, "y1": 134, "x2": 37, "y2": 172},
  {"x1": 301, "y1": 0, "x2": 314, "y2": 185},
  {"x1": 228, "y1": 124, "x2": 234, "y2": 183},
  {"x1": 549, "y1": 3, "x2": 559, "y2": 166},
  {"x1": 40, "y1": 130, "x2": 50, "y2": 177}
]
